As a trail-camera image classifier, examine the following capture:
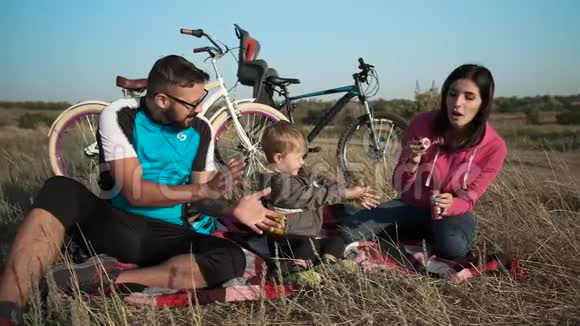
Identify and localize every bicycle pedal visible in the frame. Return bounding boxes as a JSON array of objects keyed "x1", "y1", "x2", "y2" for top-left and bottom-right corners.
[{"x1": 308, "y1": 146, "x2": 322, "y2": 153}]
